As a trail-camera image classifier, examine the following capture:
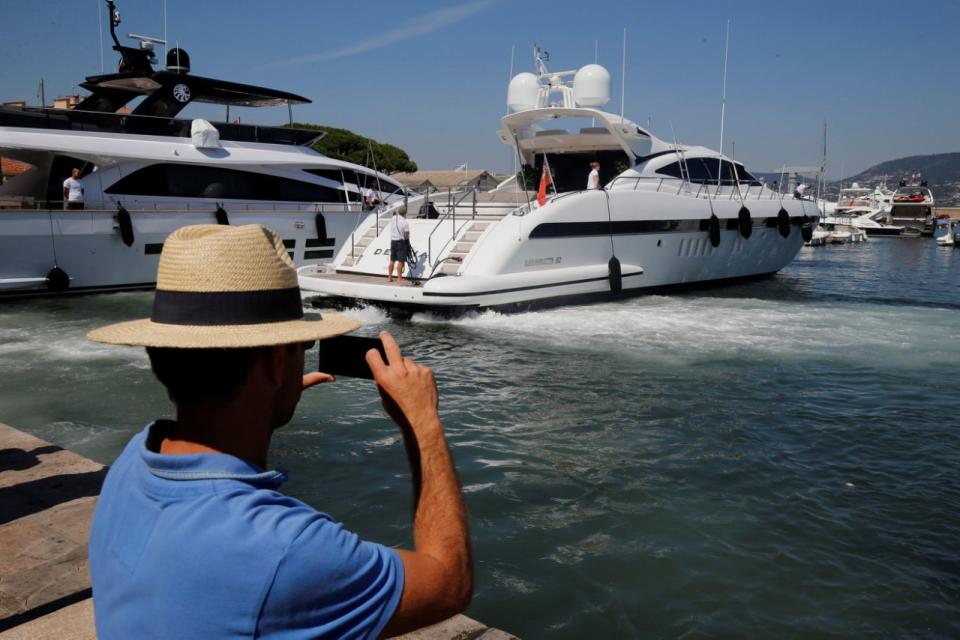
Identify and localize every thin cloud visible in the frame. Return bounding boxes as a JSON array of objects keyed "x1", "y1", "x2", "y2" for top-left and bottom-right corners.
[{"x1": 261, "y1": 1, "x2": 496, "y2": 68}]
